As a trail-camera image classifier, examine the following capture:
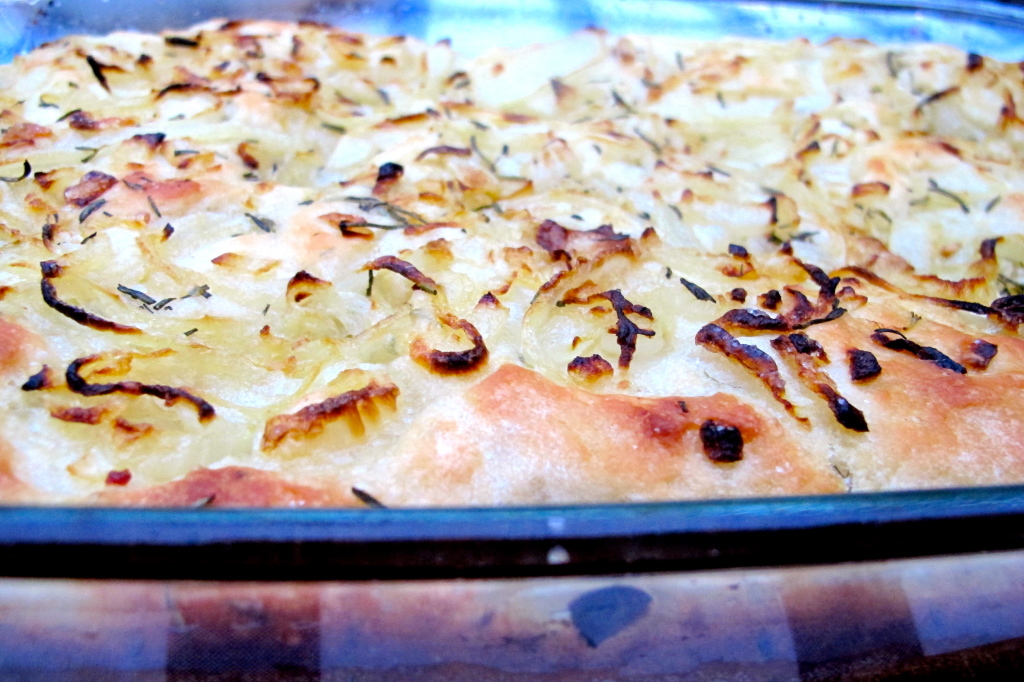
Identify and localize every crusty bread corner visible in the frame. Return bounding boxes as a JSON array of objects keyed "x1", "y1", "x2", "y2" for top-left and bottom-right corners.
[{"x1": 1, "y1": 20, "x2": 1023, "y2": 506}]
